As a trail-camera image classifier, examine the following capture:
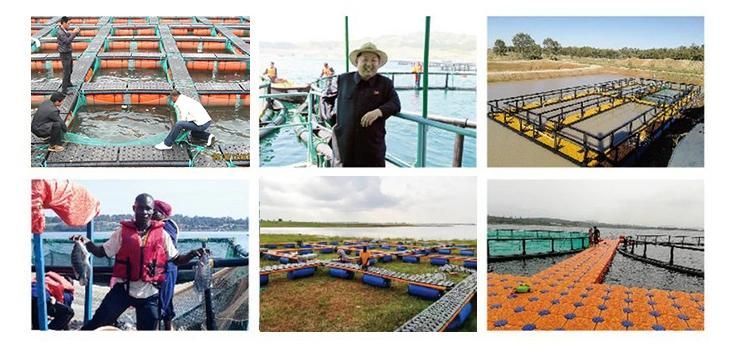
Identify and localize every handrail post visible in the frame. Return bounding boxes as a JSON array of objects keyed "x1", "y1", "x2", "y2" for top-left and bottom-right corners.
[
  {"x1": 33, "y1": 234, "x2": 48, "y2": 331},
  {"x1": 84, "y1": 221, "x2": 94, "y2": 323},
  {"x1": 344, "y1": 16, "x2": 349, "y2": 73},
  {"x1": 452, "y1": 131, "x2": 465, "y2": 167},
  {"x1": 307, "y1": 93, "x2": 316, "y2": 166},
  {"x1": 415, "y1": 16, "x2": 430, "y2": 167}
]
